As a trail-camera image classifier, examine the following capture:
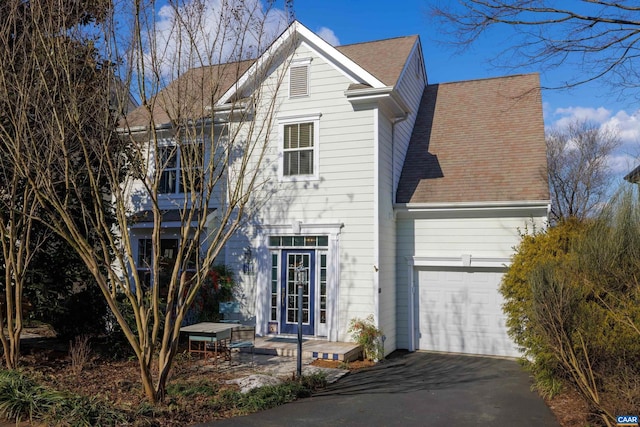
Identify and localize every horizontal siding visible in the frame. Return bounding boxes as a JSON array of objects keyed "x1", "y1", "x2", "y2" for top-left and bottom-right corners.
[
  {"x1": 395, "y1": 212, "x2": 546, "y2": 349},
  {"x1": 392, "y1": 48, "x2": 426, "y2": 198},
  {"x1": 238, "y1": 42, "x2": 377, "y2": 342},
  {"x1": 378, "y1": 115, "x2": 396, "y2": 354}
]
